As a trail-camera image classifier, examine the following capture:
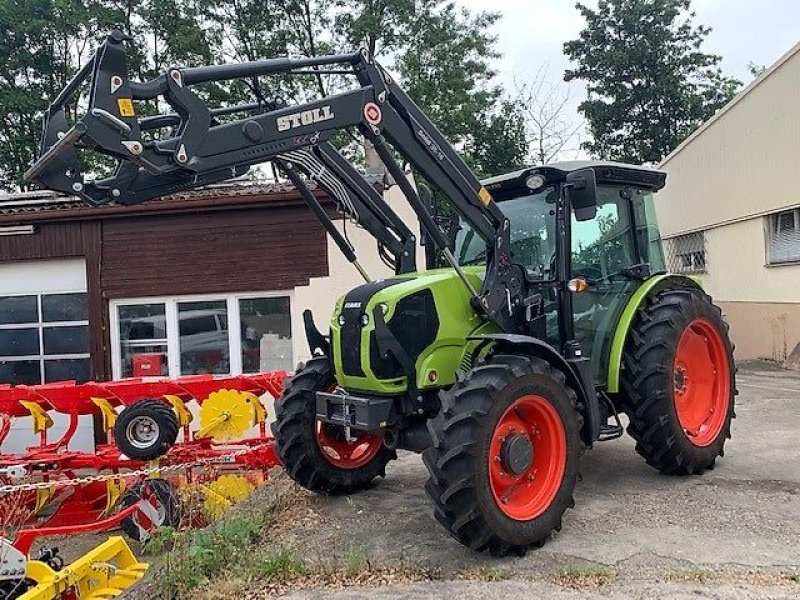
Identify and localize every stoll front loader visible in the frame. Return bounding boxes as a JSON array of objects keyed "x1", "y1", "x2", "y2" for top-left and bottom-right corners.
[{"x1": 27, "y1": 31, "x2": 736, "y2": 556}]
